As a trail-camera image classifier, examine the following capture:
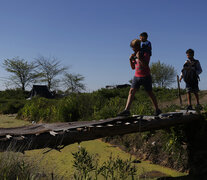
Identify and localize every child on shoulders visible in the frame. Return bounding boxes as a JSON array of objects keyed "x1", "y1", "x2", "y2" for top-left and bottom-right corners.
[{"x1": 118, "y1": 37, "x2": 161, "y2": 117}]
